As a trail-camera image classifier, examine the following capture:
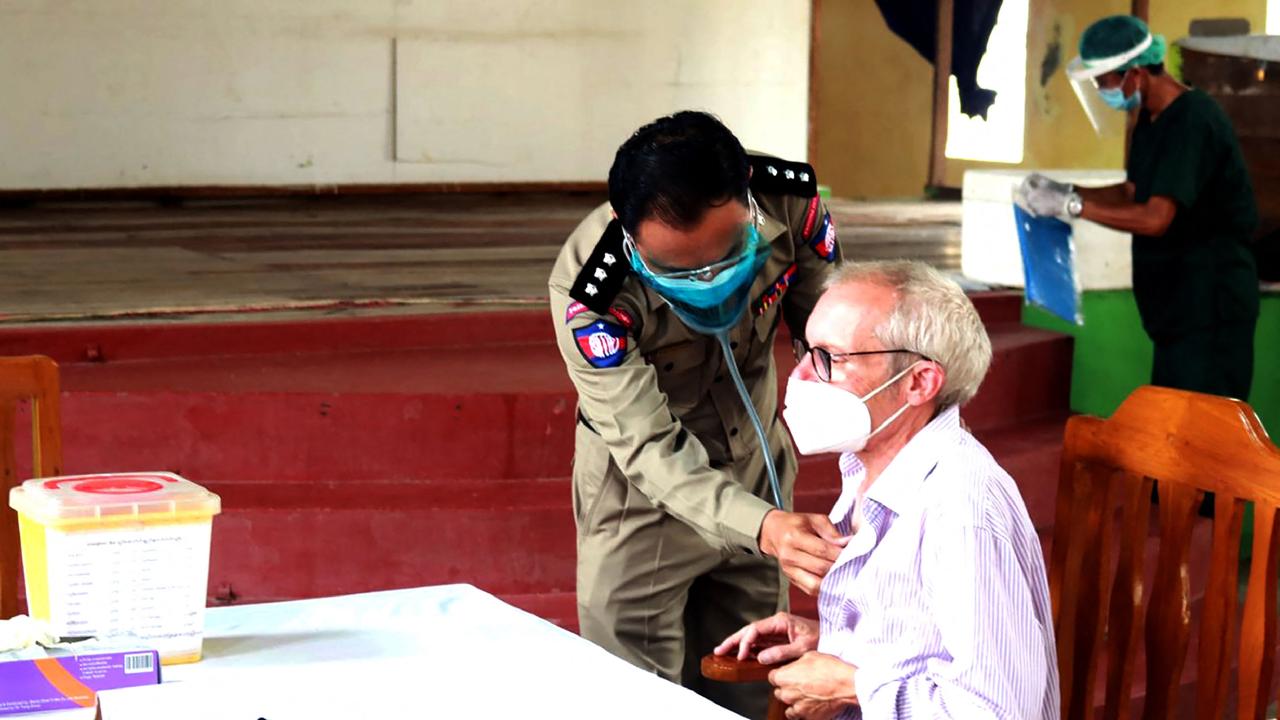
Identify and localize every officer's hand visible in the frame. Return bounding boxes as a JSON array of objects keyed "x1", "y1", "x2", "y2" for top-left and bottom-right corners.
[
  {"x1": 714, "y1": 611, "x2": 820, "y2": 664},
  {"x1": 757, "y1": 510, "x2": 848, "y2": 595}
]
